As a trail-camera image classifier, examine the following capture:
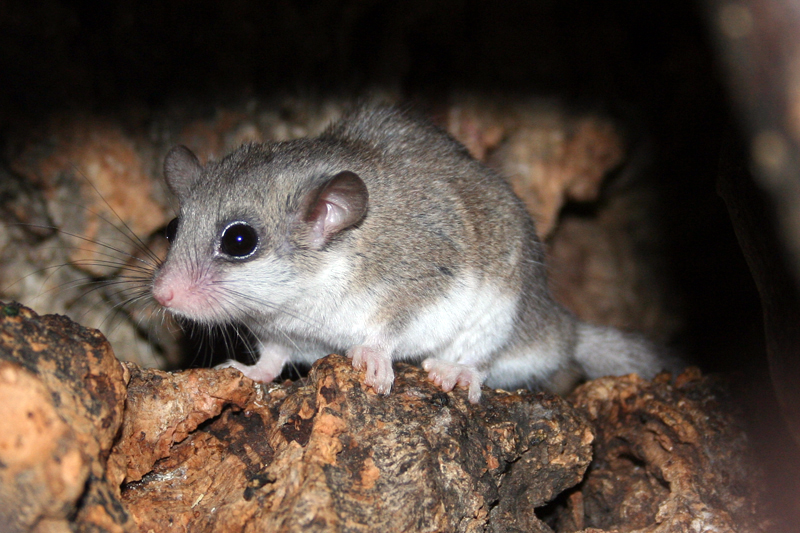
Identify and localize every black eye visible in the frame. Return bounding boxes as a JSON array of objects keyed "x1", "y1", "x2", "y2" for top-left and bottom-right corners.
[
  {"x1": 220, "y1": 222, "x2": 259, "y2": 258},
  {"x1": 165, "y1": 217, "x2": 179, "y2": 242}
]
